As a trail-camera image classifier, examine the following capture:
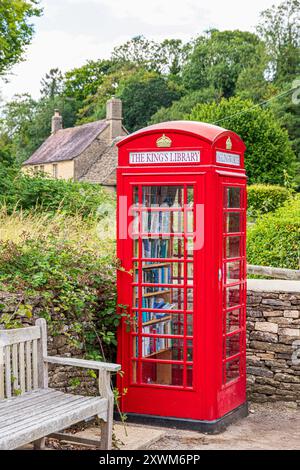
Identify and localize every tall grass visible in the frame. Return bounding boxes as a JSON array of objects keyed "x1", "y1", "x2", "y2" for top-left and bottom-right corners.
[{"x1": 0, "y1": 206, "x2": 116, "y2": 254}]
